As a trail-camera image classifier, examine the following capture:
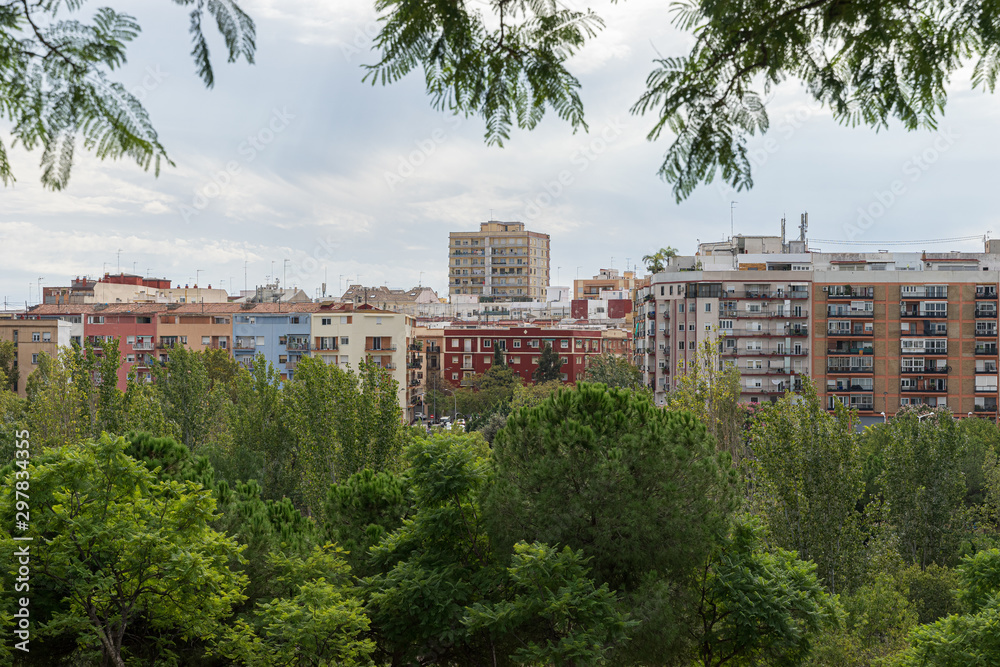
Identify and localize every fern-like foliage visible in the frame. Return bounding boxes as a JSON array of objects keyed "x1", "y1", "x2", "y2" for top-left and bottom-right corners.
[
  {"x1": 365, "y1": 0, "x2": 604, "y2": 146},
  {"x1": 373, "y1": 0, "x2": 1000, "y2": 201},
  {"x1": 0, "y1": 0, "x2": 255, "y2": 189},
  {"x1": 633, "y1": 0, "x2": 995, "y2": 201}
]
